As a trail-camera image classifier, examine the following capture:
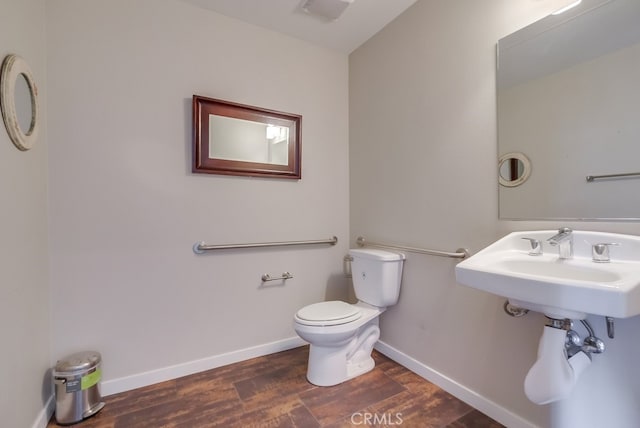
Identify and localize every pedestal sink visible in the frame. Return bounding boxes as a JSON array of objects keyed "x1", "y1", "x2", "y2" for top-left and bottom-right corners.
[
  {"x1": 455, "y1": 230, "x2": 640, "y2": 319},
  {"x1": 456, "y1": 229, "x2": 640, "y2": 404}
]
